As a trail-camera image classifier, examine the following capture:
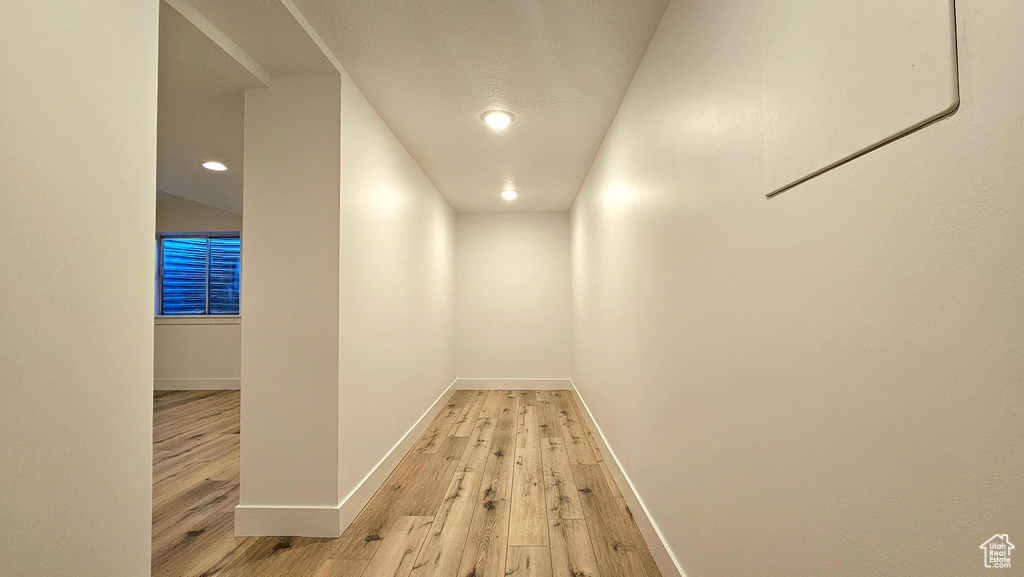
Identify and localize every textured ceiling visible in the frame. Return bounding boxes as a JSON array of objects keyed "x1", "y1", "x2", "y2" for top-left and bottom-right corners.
[
  {"x1": 157, "y1": 0, "x2": 669, "y2": 213},
  {"x1": 290, "y1": 0, "x2": 670, "y2": 211},
  {"x1": 186, "y1": 0, "x2": 336, "y2": 76}
]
